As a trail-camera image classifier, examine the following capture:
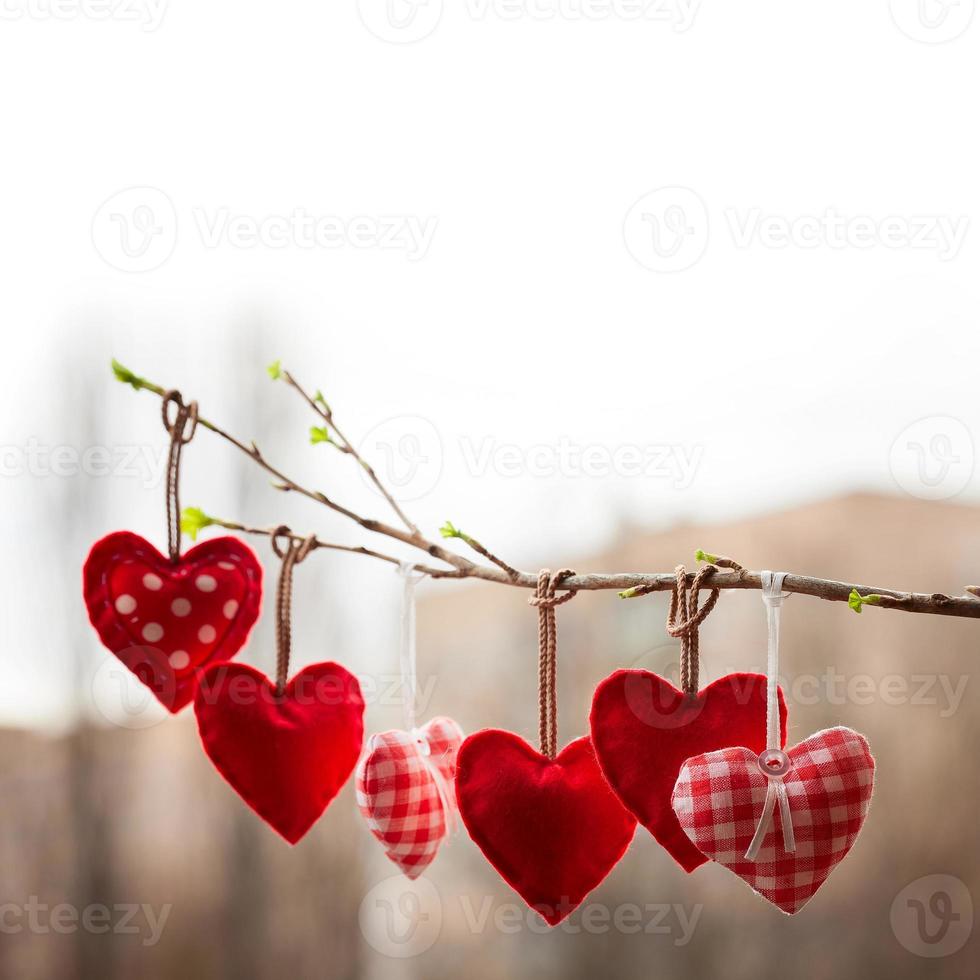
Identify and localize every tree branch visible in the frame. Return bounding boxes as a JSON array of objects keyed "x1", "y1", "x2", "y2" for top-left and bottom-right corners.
[
  {"x1": 280, "y1": 369, "x2": 420, "y2": 535},
  {"x1": 114, "y1": 360, "x2": 980, "y2": 621}
]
